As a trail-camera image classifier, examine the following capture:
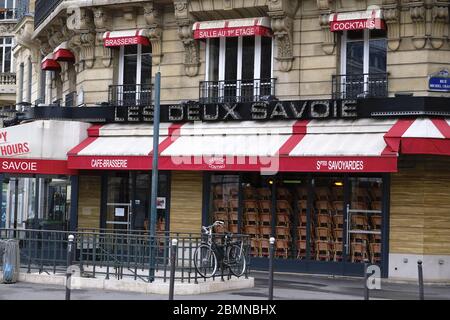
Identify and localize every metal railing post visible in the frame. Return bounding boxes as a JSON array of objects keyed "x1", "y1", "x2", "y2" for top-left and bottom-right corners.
[
  {"x1": 268, "y1": 237, "x2": 275, "y2": 301},
  {"x1": 65, "y1": 234, "x2": 74, "y2": 301},
  {"x1": 363, "y1": 260, "x2": 370, "y2": 300},
  {"x1": 418, "y1": 260, "x2": 424, "y2": 300},
  {"x1": 169, "y1": 239, "x2": 178, "y2": 300}
]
